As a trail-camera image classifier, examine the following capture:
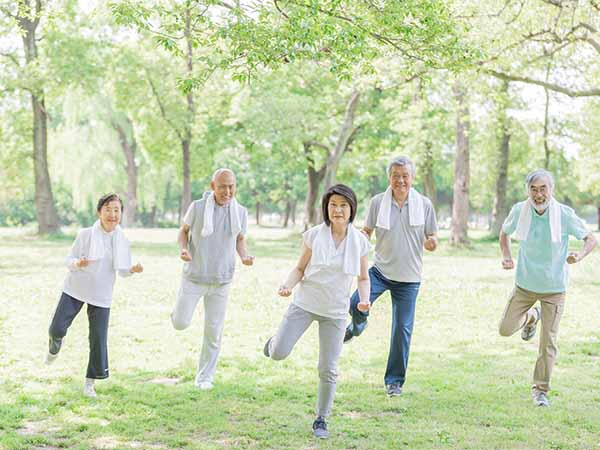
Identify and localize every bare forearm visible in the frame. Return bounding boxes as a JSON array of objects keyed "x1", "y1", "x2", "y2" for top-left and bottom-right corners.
[
  {"x1": 283, "y1": 267, "x2": 304, "y2": 290},
  {"x1": 236, "y1": 236, "x2": 248, "y2": 258},
  {"x1": 578, "y1": 234, "x2": 598, "y2": 260},
  {"x1": 357, "y1": 278, "x2": 370, "y2": 304},
  {"x1": 499, "y1": 232, "x2": 512, "y2": 259},
  {"x1": 178, "y1": 229, "x2": 189, "y2": 251}
]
